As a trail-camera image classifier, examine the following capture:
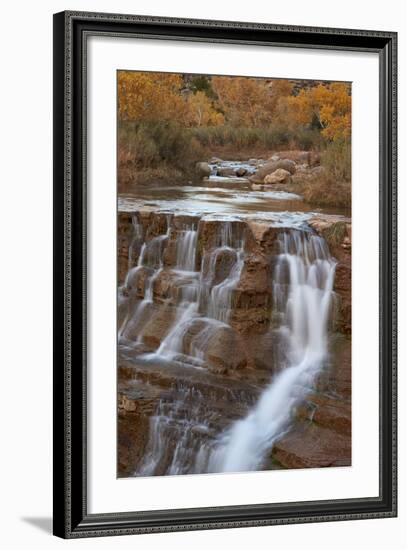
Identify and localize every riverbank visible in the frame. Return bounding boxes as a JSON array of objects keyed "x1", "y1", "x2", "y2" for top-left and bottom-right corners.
[{"x1": 119, "y1": 149, "x2": 351, "y2": 209}]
